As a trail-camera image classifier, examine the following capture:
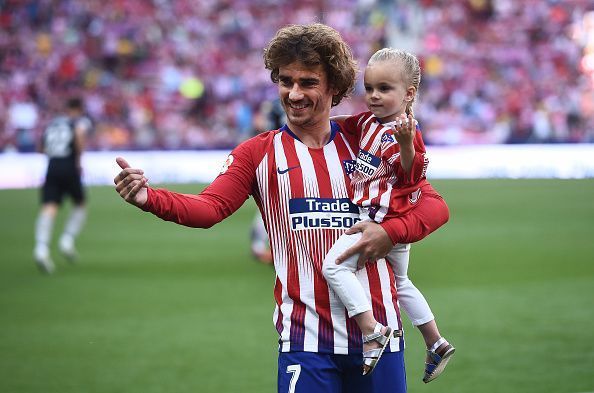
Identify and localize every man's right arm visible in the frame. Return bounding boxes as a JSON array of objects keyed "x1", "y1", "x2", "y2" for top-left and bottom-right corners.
[{"x1": 115, "y1": 134, "x2": 268, "y2": 228}]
